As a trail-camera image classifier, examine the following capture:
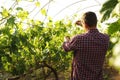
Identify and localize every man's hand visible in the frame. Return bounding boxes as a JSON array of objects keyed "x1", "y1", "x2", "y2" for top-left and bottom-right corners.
[
  {"x1": 75, "y1": 20, "x2": 82, "y2": 26},
  {"x1": 64, "y1": 36, "x2": 70, "y2": 42}
]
